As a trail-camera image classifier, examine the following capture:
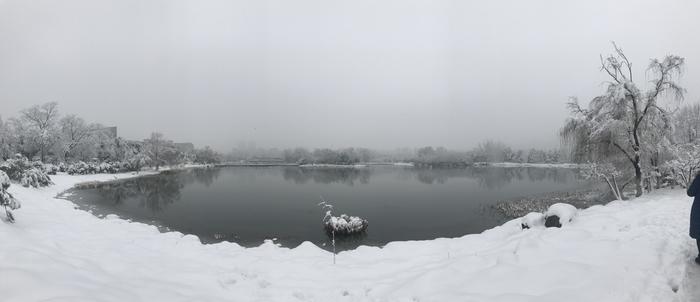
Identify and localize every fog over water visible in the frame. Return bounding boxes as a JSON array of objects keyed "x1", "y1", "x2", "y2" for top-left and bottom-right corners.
[{"x1": 1, "y1": 0, "x2": 698, "y2": 151}]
